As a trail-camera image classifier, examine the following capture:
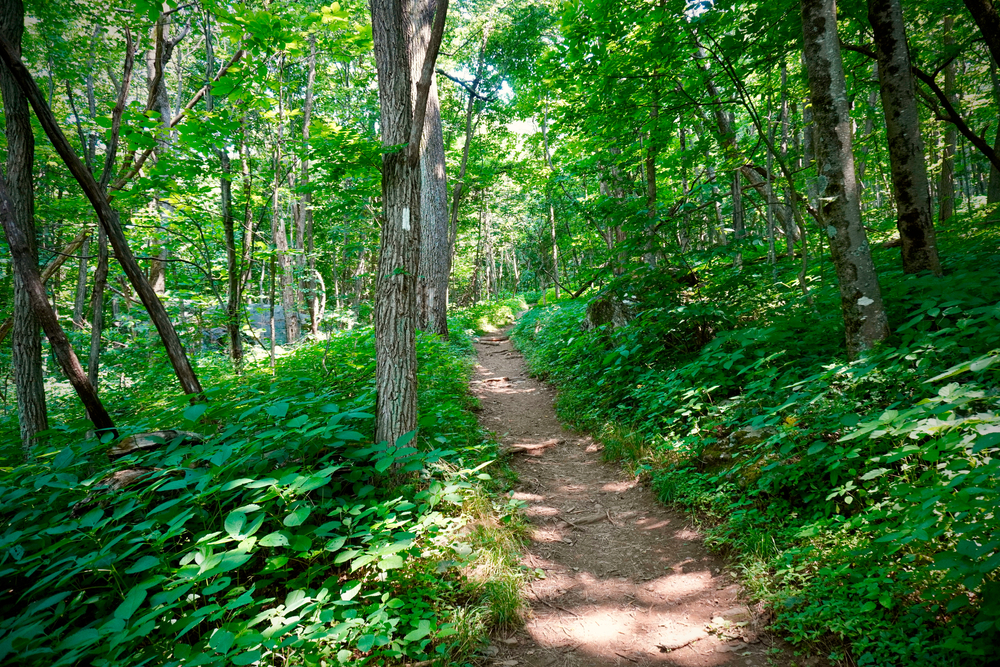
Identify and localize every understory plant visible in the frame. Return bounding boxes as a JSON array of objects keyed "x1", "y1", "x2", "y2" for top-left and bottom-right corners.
[
  {"x1": 0, "y1": 305, "x2": 526, "y2": 667},
  {"x1": 511, "y1": 214, "x2": 1000, "y2": 666}
]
